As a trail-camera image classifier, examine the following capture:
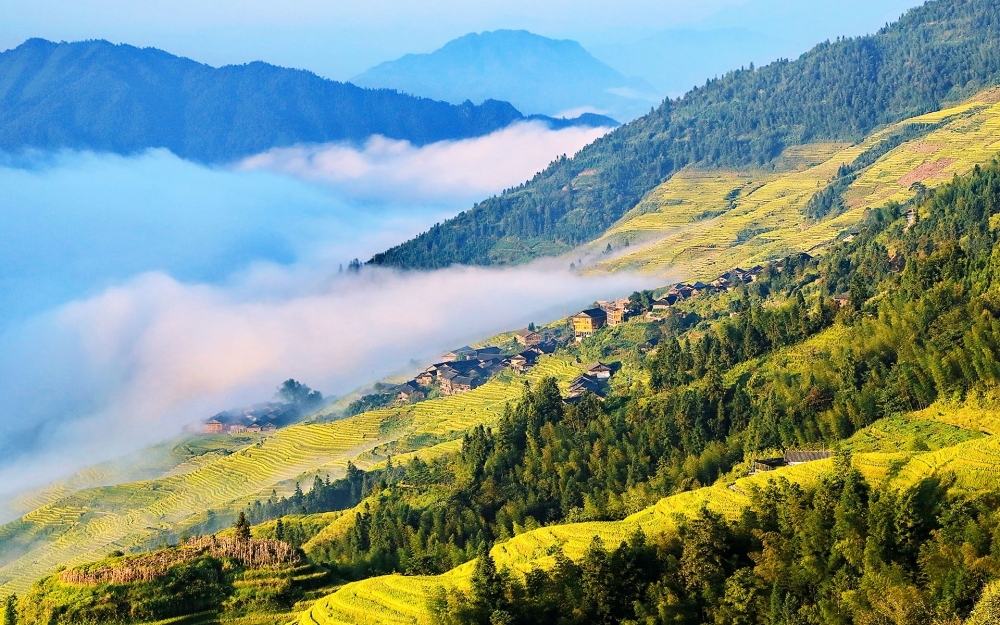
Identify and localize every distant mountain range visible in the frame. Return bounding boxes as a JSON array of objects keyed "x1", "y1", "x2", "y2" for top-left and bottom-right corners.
[
  {"x1": 0, "y1": 39, "x2": 617, "y2": 163},
  {"x1": 352, "y1": 30, "x2": 659, "y2": 122}
]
